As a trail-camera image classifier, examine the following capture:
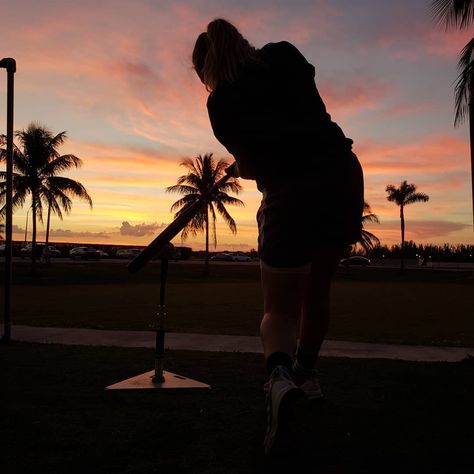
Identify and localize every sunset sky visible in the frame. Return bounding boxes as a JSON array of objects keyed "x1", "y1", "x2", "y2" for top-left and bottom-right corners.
[{"x1": 1, "y1": 0, "x2": 473, "y2": 250}]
